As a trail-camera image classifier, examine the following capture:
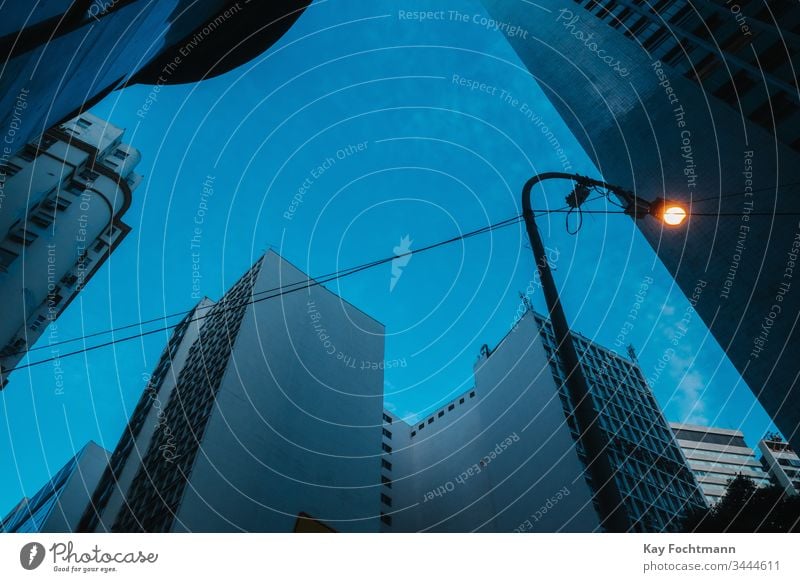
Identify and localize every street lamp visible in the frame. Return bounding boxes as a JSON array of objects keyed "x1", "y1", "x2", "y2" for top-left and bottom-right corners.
[
  {"x1": 649, "y1": 198, "x2": 688, "y2": 226},
  {"x1": 521, "y1": 172, "x2": 687, "y2": 533}
]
